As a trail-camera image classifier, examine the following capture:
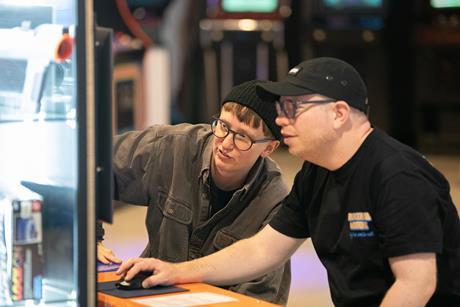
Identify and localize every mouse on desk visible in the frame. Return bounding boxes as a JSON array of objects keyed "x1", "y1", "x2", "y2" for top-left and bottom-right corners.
[{"x1": 115, "y1": 271, "x2": 153, "y2": 290}]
